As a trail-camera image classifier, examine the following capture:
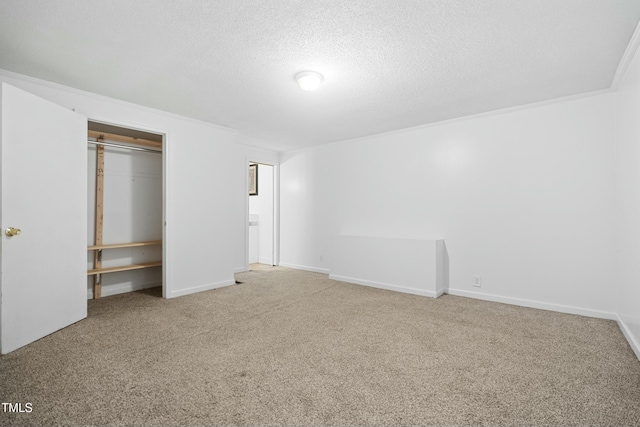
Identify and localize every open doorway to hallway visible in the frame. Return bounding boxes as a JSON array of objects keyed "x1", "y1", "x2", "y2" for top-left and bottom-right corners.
[{"x1": 248, "y1": 162, "x2": 276, "y2": 271}]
